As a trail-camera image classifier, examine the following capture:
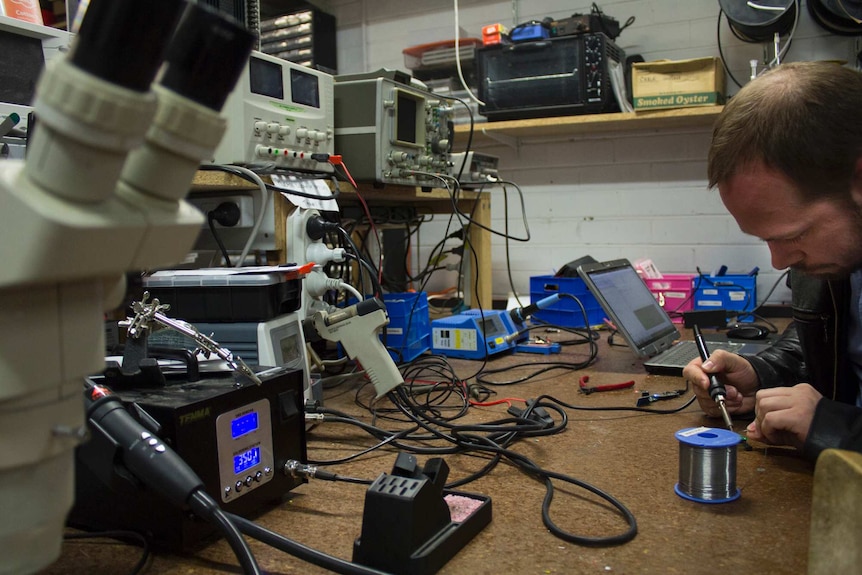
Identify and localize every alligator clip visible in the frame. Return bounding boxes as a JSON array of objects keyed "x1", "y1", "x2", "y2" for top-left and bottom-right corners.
[{"x1": 636, "y1": 390, "x2": 683, "y2": 406}]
